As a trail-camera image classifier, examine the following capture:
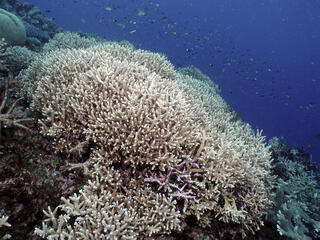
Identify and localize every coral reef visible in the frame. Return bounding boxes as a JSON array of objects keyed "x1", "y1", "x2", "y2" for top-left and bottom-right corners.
[
  {"x1": 0, "y1": 38, "x2": 33, "y2": 133},
  {"x1": 0, "y1": 2, "x2": 318, "y2": 239},
  {"x1": 266, "y1": 137, "x2": 320, "y2": 240},
  {"x1": 176, "y1": 71, "x2": 275, "y2": 237},
  {"x1": 0, "y1": 122, "x2": 85, "y2": 239},
  {"x1": 35, "y1": 164, "x2": 182, "y2": 239},
  {"x1": 17, "y1": 33, "x2": 275, "y2": 239},
  {"x1": 3, "y1": 45, "x2": 36, "y2": 74},
  {"x1": 0, "y1": 36, "x2": 82, "y2": 240},
  {"x1": 41, "y1": 31, "x2": 101, "y2": 53},
  {"x1": 178, "y1": 65, "x2": 220, "y2": 92}
]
